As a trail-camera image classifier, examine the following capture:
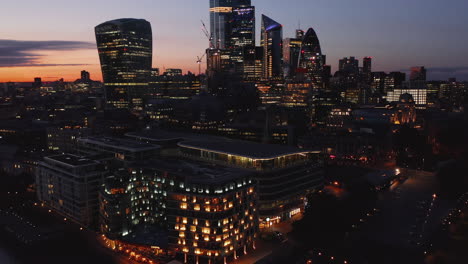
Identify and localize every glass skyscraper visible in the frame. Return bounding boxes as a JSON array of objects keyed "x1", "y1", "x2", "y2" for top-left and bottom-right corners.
[
  {"x1": 261, "y1": 15, "x2": 283, "y2": 79},
  {"x1": 298, "y1": 28, "x2": 324, "y2": 88},
  {"x1": 95, "y1": 18, "x2": 153, "y2": 109}
]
